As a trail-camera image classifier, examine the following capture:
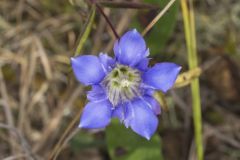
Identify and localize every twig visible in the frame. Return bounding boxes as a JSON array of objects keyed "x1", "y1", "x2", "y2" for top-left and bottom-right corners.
[
  {"x1": 95, "y1": 3, "x2": 119, "y2": 39},
  {"x1": 48, "y1": 108, "x2": 83, "y2": 160},
  {"x1": 104, "y1": 9, "x2": 136, "y2": 53},
  {"x1": 52, "y1": 128, "x2": 80, "y2": 160},
  {"x1": 142, "y1": 0, "x2": 176, "y2": 36}
]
